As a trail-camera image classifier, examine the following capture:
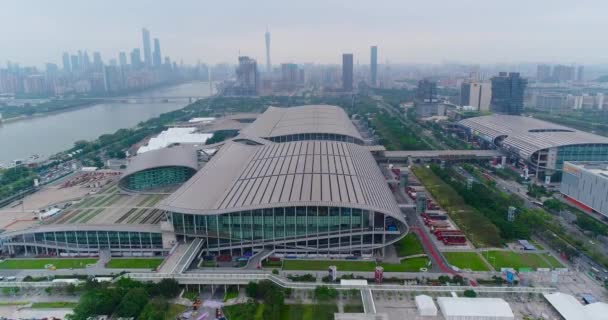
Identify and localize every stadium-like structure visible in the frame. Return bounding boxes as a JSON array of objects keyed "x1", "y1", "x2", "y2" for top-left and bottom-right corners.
[{"x1": 0, "y1": 105, "x2": 406, "y2": 258}]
